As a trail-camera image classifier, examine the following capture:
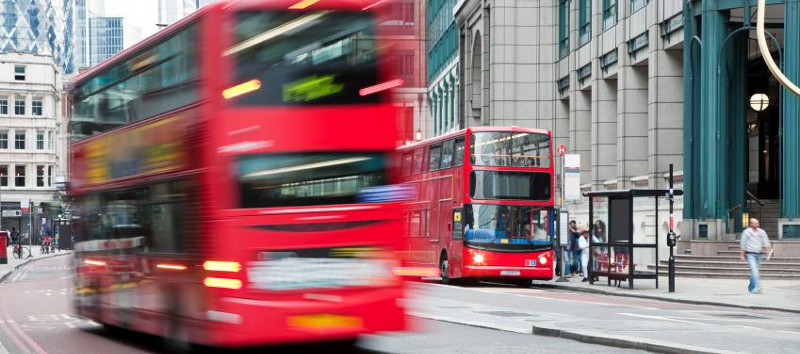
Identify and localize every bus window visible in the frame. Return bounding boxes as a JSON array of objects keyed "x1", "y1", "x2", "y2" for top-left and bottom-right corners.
[
  {"x1": 441, "y1": 139, "x2": 454, "y2": 169},
  {"x1": 453, "y1": 138, "x2": 465, "y2": 166},
  {"x1": 402, "y1": 152, "x2": 413, "y2": 176},
  {"x1": 428, "y1": 144, "x2": 442, "y2": 171},
  {"x1": 412, "y1": 148, "x2": 424, "y2": 175}
]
